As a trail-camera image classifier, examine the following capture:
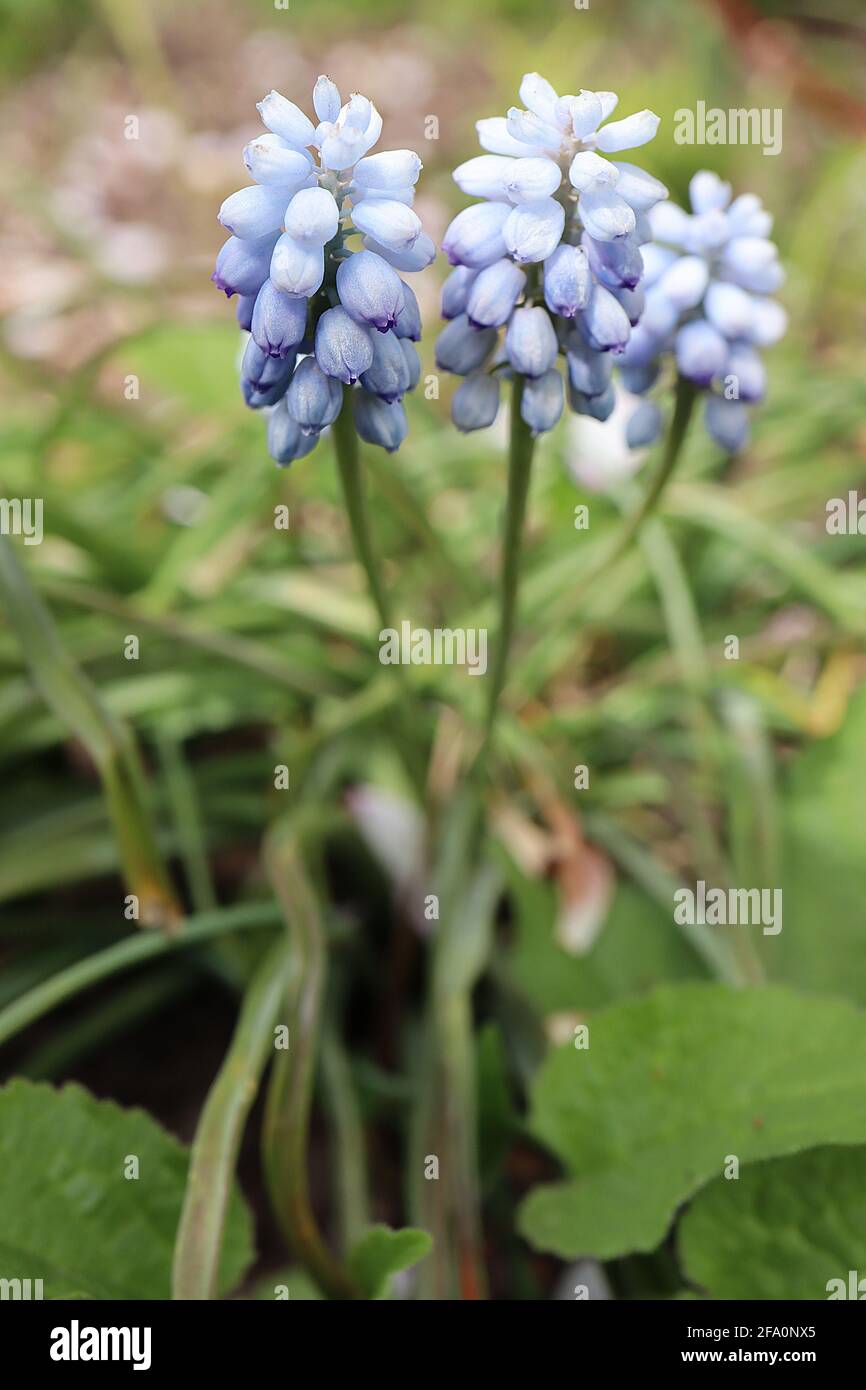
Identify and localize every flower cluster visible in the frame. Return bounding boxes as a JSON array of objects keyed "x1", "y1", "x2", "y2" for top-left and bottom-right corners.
[
  {"x1": 212, "y1": 77, "x2": 434, "y2": 462},
  {"x1": 620, "y1": 171, "x2": 787, "y2": 453},
  {"x1": 436, "y1": 73, "x2": 668, "y2": 436}
]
